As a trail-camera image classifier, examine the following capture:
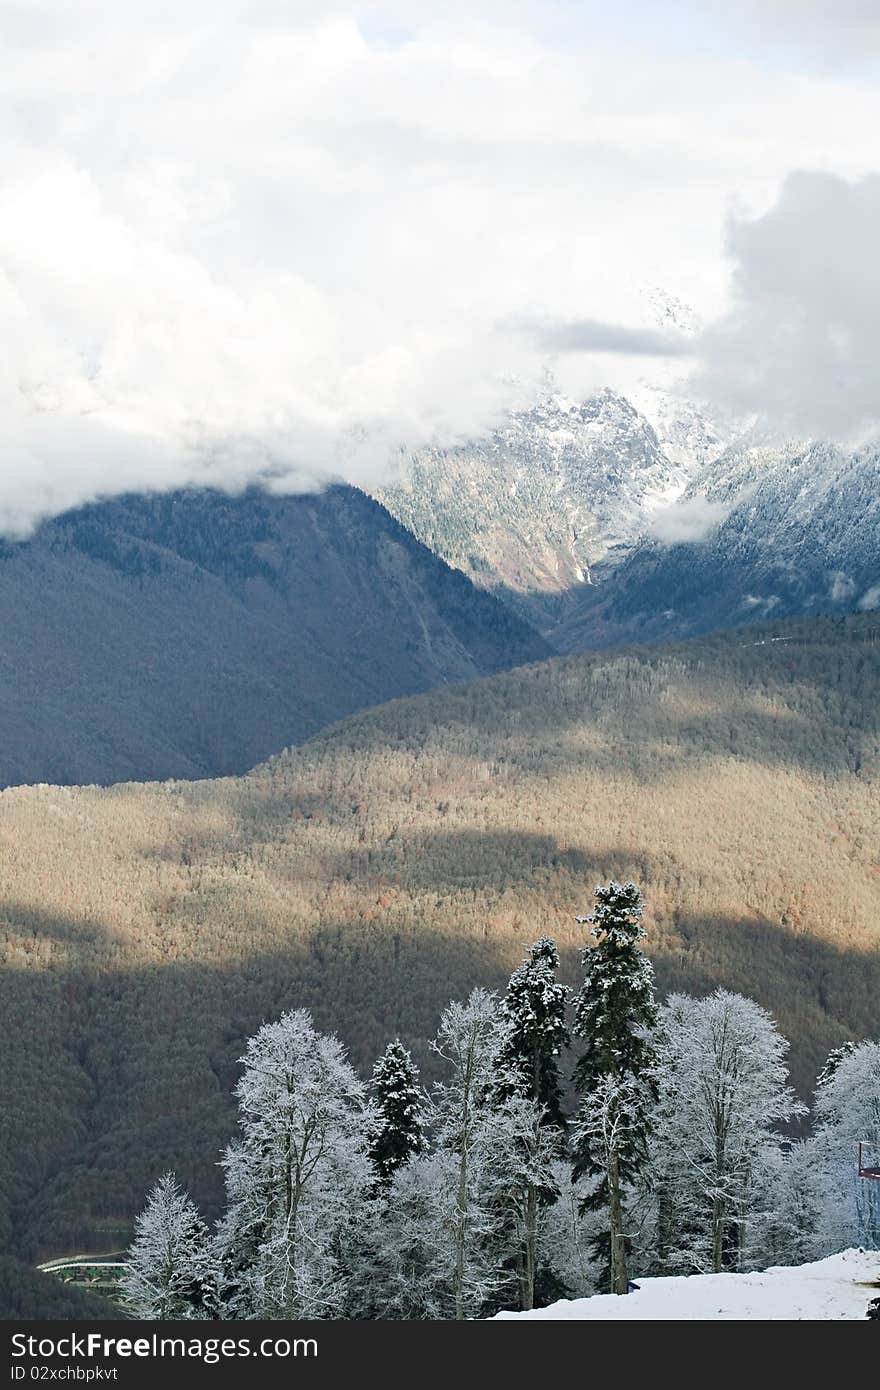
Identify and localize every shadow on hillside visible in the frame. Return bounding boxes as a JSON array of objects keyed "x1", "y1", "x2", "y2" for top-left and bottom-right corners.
[
  {"x1": 276, "y1": 620, "x2": 880, "y2": 786},
  {"x1": 0, "y1": 902, "x2": 122, "y2": 951},
  {"x1": 316, "y1": 827, "x2": 653, "y2": 895},
  {"x1": 2, "y1": 885, "x2": 878, "y2": 1293}
]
